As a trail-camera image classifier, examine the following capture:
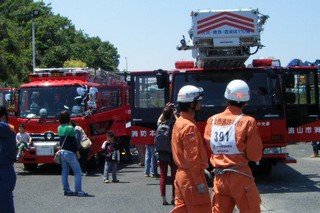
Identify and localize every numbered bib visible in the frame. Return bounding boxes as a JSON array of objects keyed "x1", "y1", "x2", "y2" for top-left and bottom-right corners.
[{"x1": 210, "y1": 114, "x2": 244, "y2": 155}]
